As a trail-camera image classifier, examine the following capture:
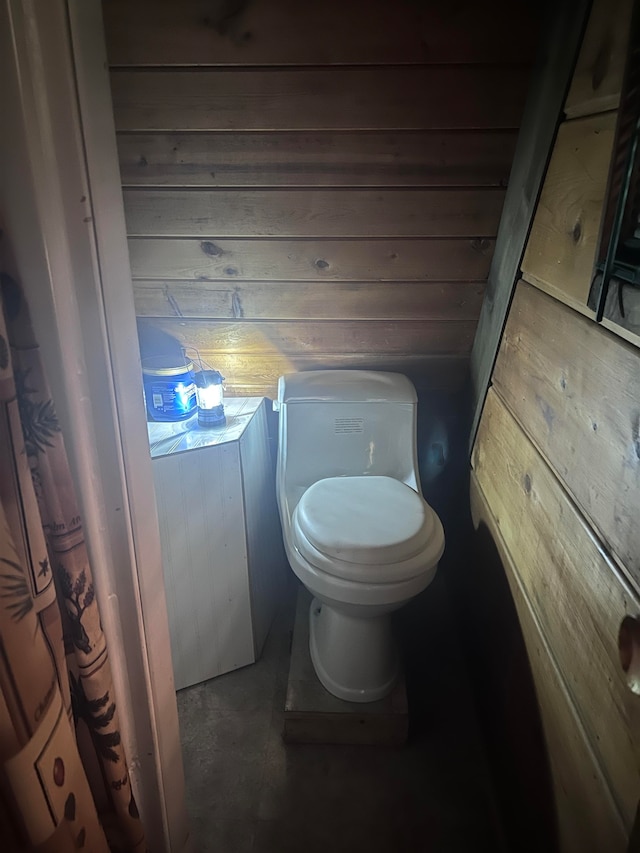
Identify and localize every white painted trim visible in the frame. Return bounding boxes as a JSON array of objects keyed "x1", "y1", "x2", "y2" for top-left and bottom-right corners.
[{"x1": 0, "y1": 2, "x2": 189, "y2": 850}]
